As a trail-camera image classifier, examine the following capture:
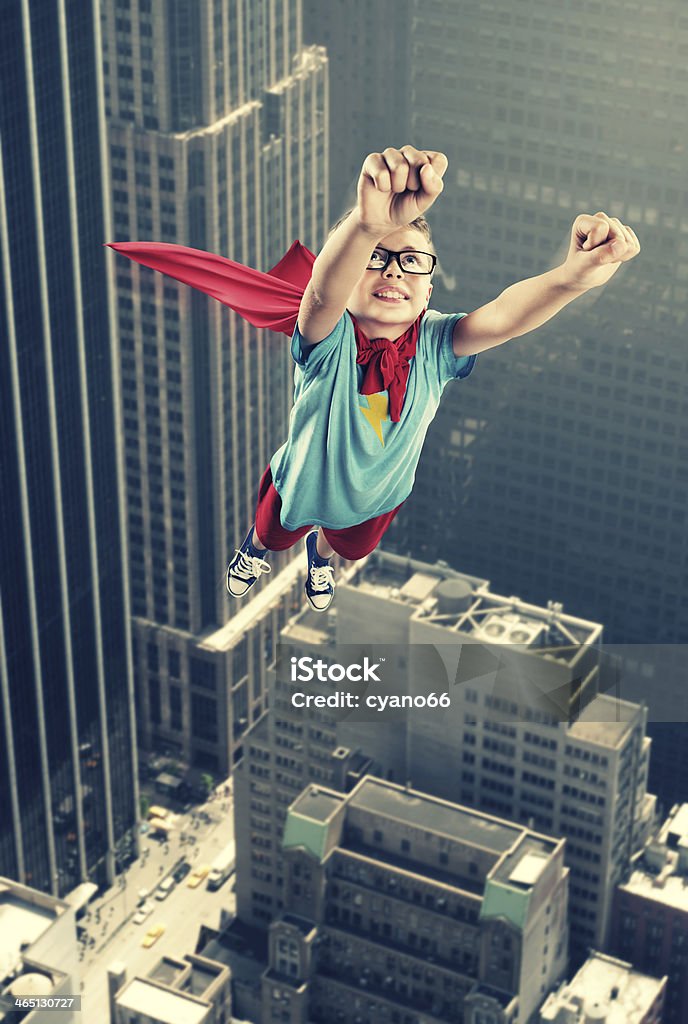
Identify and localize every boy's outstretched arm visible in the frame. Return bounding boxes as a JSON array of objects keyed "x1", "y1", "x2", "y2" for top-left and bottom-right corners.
[
  {"x1": 453, "y1": 212, "x2": 641, "y2": 356},
  {"x1": 298, "y1": 146, "x2": 447, "y2": 345}
]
